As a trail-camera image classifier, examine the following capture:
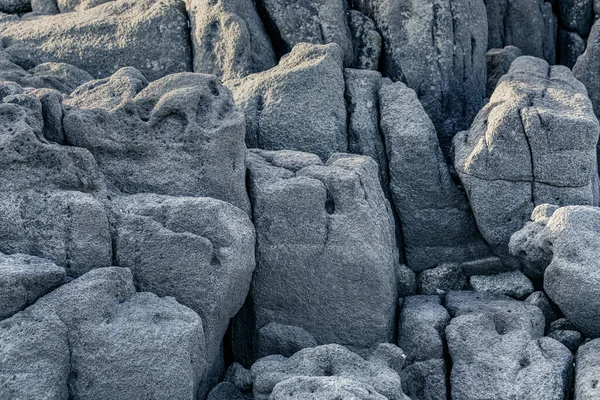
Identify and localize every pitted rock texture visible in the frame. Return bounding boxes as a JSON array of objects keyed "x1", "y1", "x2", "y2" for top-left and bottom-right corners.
[{"x1": 454, "y1": 56, "x2": 600, "y2": 265}]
